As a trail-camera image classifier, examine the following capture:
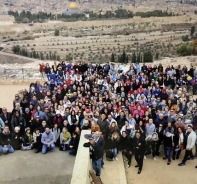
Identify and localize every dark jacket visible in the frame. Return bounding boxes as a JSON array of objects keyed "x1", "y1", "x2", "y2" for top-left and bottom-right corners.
[
  {"x1": 116, "y1": 116, "x2": 127, "y2": 130},
  {"x1": 69, "y1": 136, "x2": 80, "y2": 150},
  {"x1": 84, "y1": 141, "x2": 103, "y2": 160},
  {"x1": 156, "y1": 128, "x2": 164, "y2": 142},
  {"x1": 23, "y1": 133, "x2": 33, "y2": 147},
  {"x1": 0, "y1": 131, "x2": 12, "y2": 146},
  {"x1": 133, "y1": 137, "x2": 146, "y2": 154},
  {"x1": 11, "y1": 132, "x2": 22, "y2": 150},
  {"x1": 108, "y1": 138, "x2": 119, "y2": 149},
  {"x1": 119, "y1": 135, "x2": 134, "y2": 152},
  {"x1": 97, "y1": 118, "x2": 108, "y2": 135},
  {"x1": 163, "y1": 135, "x2": 174, "y2": 148},
  {"x1": 155, "y1": 117, "x2": 168, "y2": 128},
  {"x1": 30, "y1": 119, "x2": 41, "y2": 134},
  {"x1": 11, "y1": 115, "x2": 26, "y2": 132}
]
